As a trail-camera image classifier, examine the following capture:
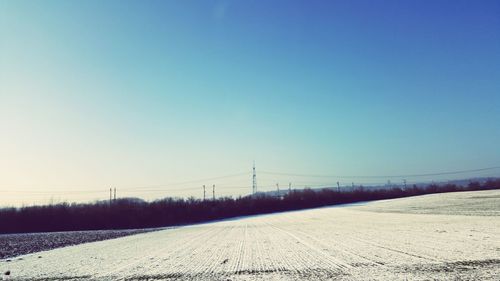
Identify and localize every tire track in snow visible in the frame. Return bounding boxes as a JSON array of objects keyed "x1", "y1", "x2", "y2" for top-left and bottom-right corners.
[
  {"x1": 348, "y1": 231, "x2": 443, "y2": 263},
  {"x1": 196, "y1": 225, "x2": 240, "y2": 278},
  {"x1": 234, "y1": 223, "x2": 247, "y2": 274},
  {"x1": 94, "y1": 225, "x2": 221, "y2": 280},
  {"x1": 140, "y1": 224, "x2": 227, "y2": 279},
  {"x1": 264, "y1": 221, "x2": 353, "y2": 271},
  {"x1": 284, "y1": 224, "x2": 386, "y2": 267}
]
